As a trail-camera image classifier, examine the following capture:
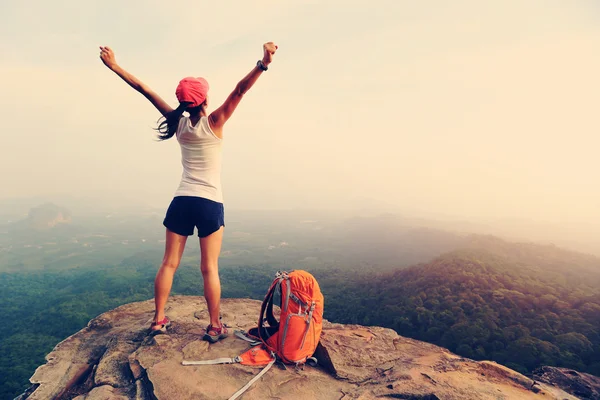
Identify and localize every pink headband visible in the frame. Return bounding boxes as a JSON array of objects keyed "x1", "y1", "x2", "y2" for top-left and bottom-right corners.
[{"x1": 175, "y1": 77, "x2": 209, "y2": 108}]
